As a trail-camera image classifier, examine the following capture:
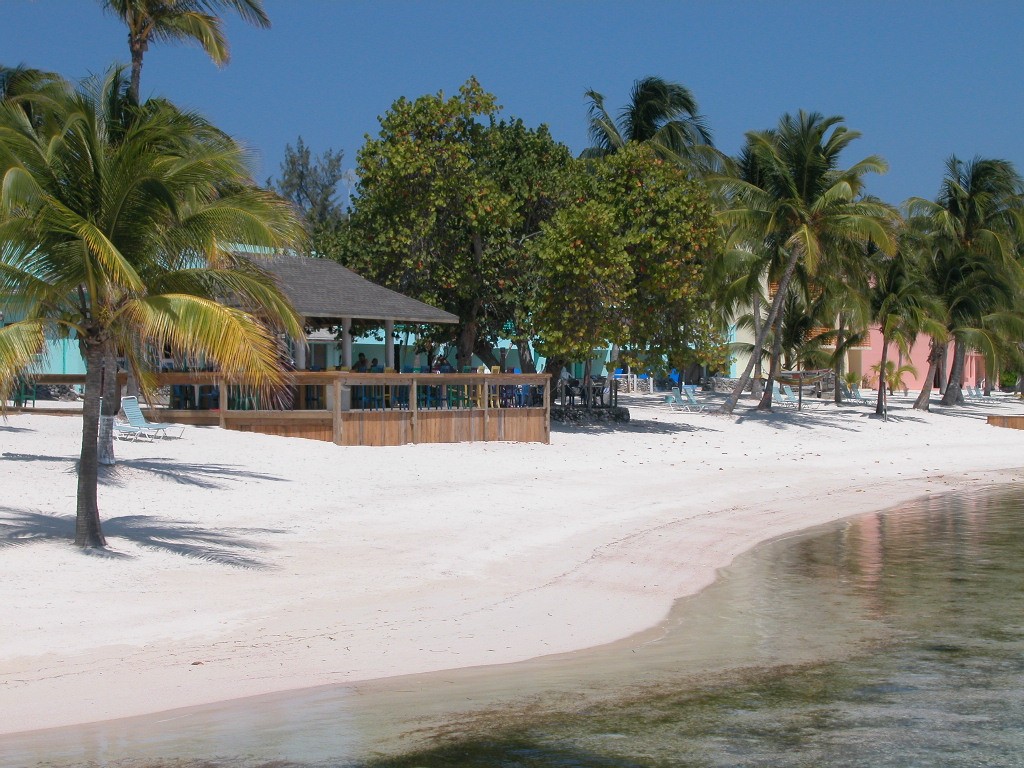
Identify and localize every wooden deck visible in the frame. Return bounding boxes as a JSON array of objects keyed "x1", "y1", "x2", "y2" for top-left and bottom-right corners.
[
  {"x1": 987, "y1": 414, "x2": 1024, "y2": 431},
  {"x1": 21, "y1": 371, "x2": 551, "y2": 446}
]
